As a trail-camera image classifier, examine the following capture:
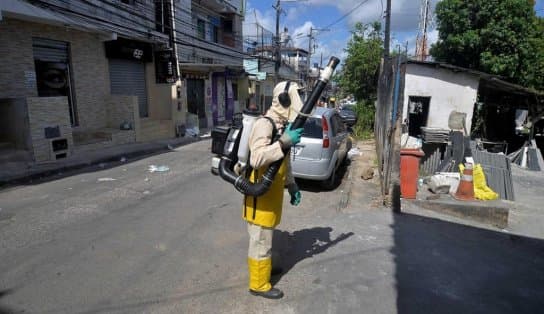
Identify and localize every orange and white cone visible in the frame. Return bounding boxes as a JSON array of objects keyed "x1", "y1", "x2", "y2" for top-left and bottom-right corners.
[{"x1": 454, "y1": 162, "x2": 474, "y2": 201}]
